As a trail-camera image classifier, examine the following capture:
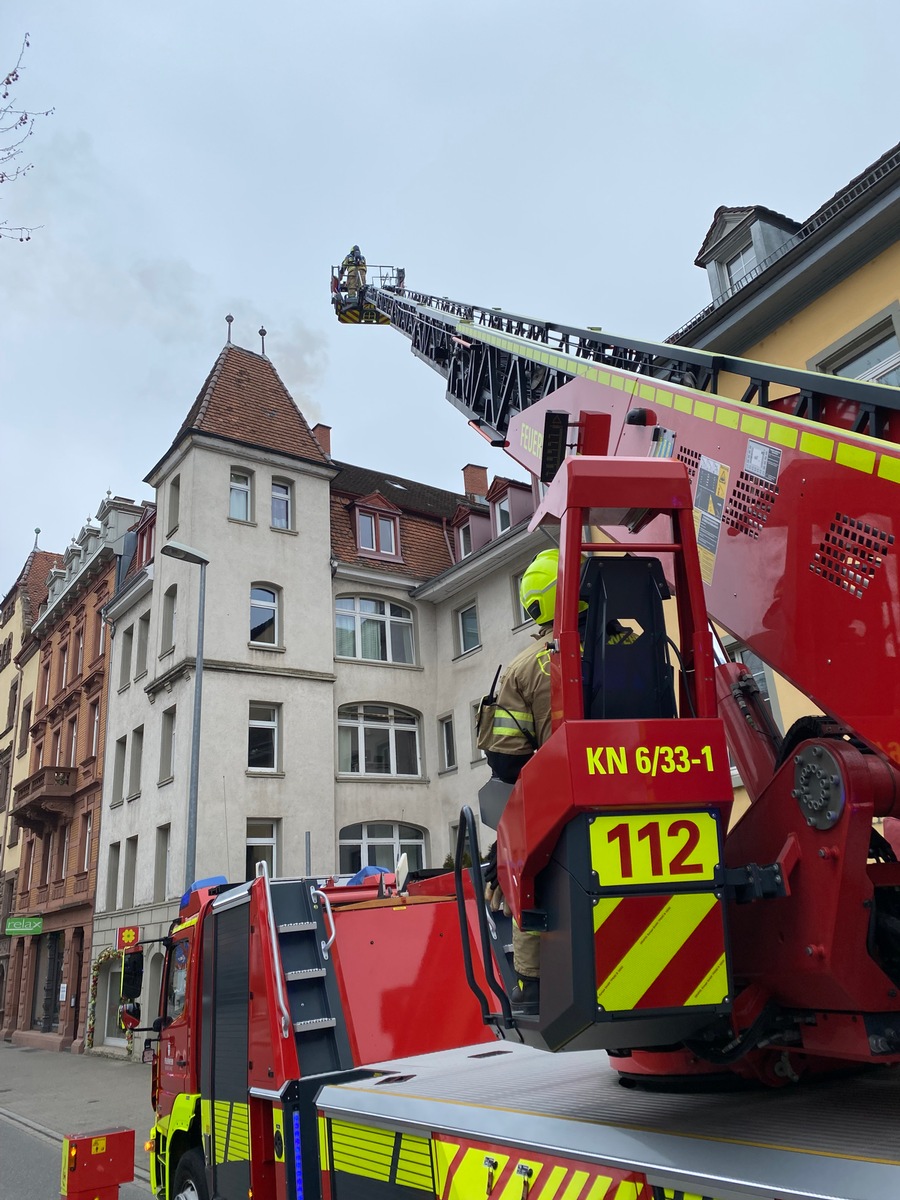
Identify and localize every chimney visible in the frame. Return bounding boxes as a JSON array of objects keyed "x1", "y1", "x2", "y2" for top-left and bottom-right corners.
[
  {"x1": 462, "y1": 464, "x2": 488, "y2": 500},
  {"x1": 312, "y1": 423, "x2": 332, "y2": 457}
]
